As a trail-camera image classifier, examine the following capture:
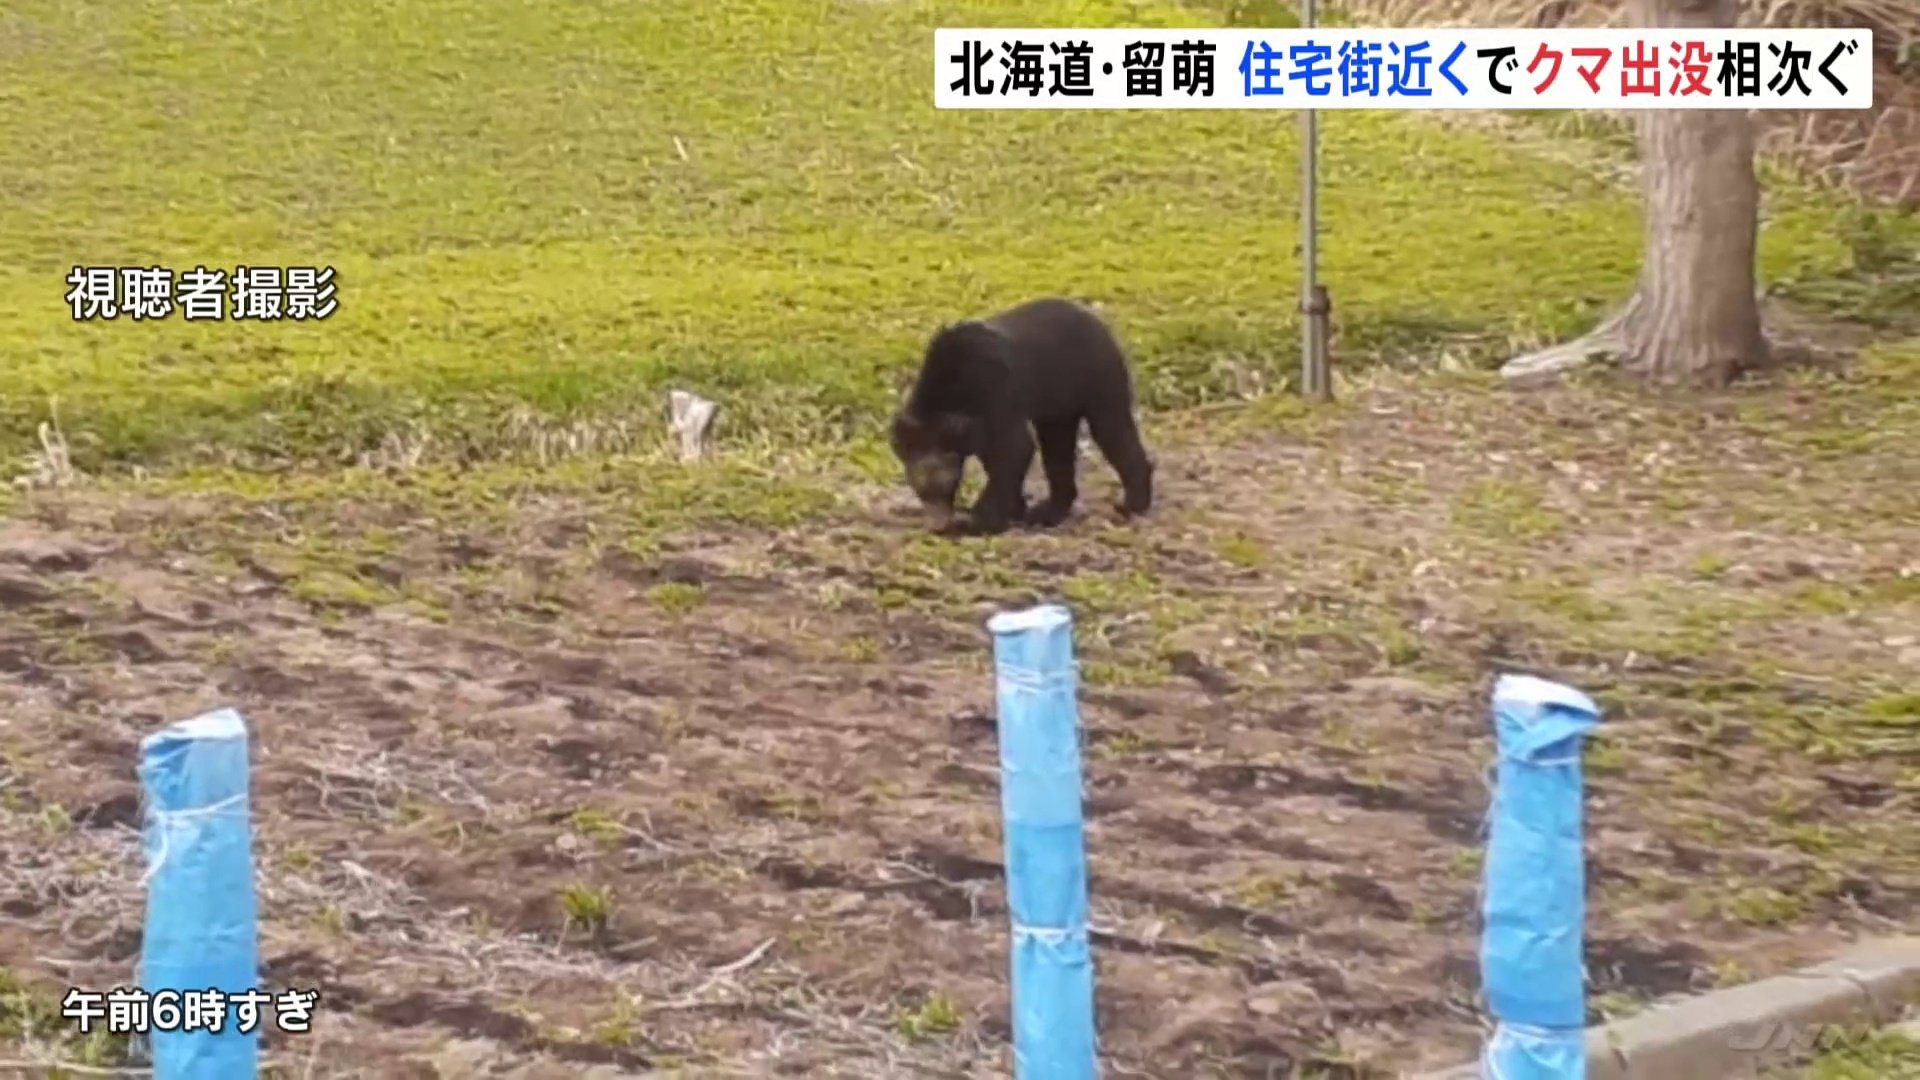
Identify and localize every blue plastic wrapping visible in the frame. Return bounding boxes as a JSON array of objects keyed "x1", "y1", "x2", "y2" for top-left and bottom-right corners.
[
  {"x1": 987, "y1": 604, "x2": 1098, "y2": 1079},
  {"x1": 138, "y1": 706, "x2": 261, "y2": 1079},
  {"x1": 1479, "y1": 674, "x2": 1601, "y2": 1080},
  {"x1": 1483, "y1": 1021, "x2": 1588, "y2": 1080}
]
